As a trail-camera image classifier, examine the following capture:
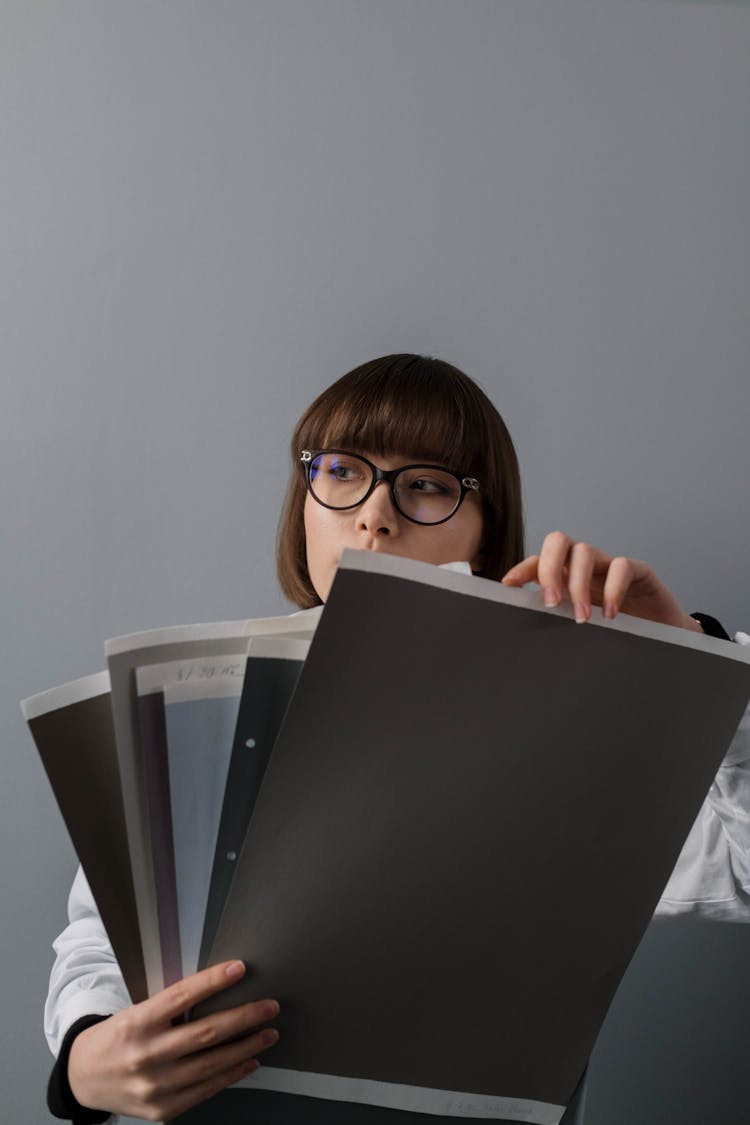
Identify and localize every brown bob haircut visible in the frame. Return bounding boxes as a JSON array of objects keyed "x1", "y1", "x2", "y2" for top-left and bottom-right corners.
[{"x1": 277, "y1": 353, "x2": 525, "y2": 607}]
